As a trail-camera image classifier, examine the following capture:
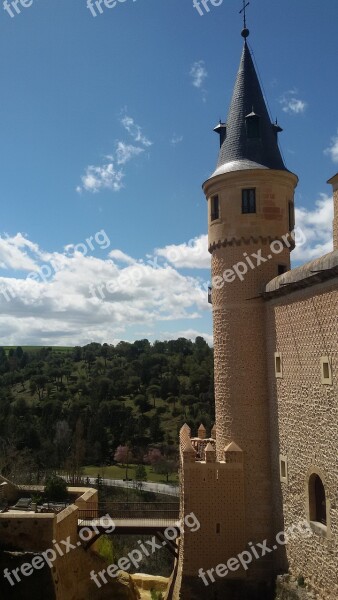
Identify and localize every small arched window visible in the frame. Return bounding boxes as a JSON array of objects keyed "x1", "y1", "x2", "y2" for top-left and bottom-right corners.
[{"x1": 309, "y1": 474, "x2": 327, "y2": 526}]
